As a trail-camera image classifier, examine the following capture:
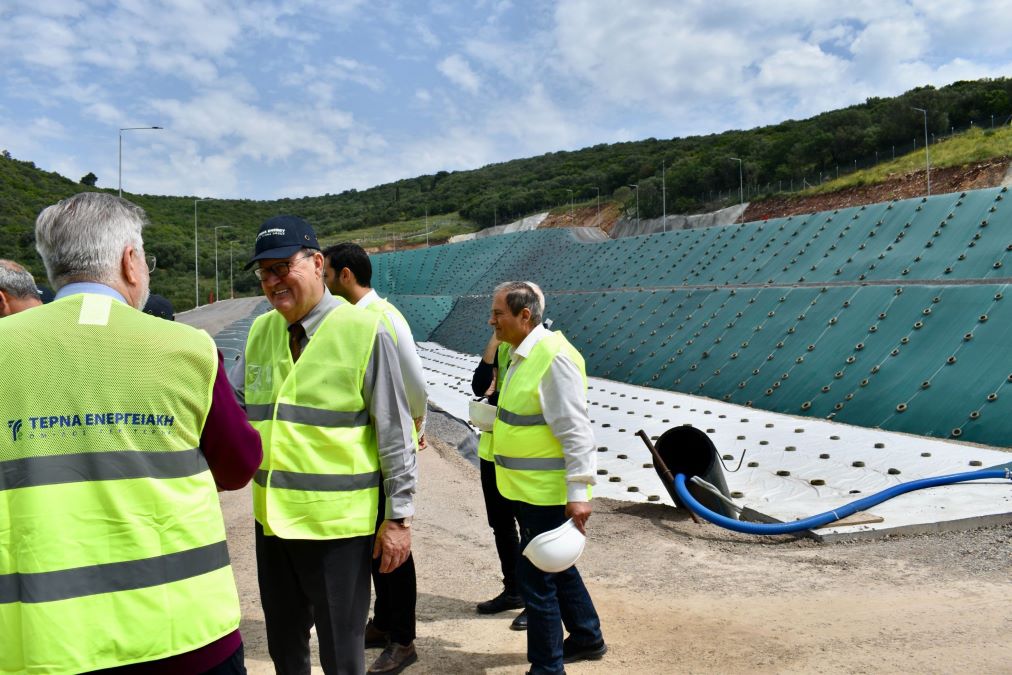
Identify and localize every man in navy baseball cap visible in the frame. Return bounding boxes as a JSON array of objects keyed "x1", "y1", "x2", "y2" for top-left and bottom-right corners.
[
  {"x1": 235, "y1": 211, "x2": 419, "y2": 675},
  {"x1": 244, "y1": 215, "x2": 320, "y2": 270}
]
